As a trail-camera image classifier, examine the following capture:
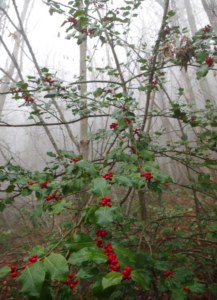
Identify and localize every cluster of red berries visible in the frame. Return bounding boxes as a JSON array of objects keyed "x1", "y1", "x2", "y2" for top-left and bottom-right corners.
[
  {"x1": 46, "y1": 193, "x2": 62, "y2": 201},
  {"x1": 183, "y1": 287, "x2": 189, "y2": 291},
  {"x1": 122, "y1": 266, "x2": 132, "y2": 280},
  {"x1": 140, "y1": 172, "x2": 153, "y2": 182},
  {"x1": 99, "y1": 197, "x2": 112, "y2": 207},
  {"x1": 27, "y1": 254, "x2": 38, "y2": 266},
  {"x1": 10, "y1": 266, "x2": 18, "y2": 278},
  {"x1": 81, "y1": 27, "x2": 95, "y2": 35},
  {"x1": 21, "y1": 94, "x2": 34, "y2": 103},
  {"x1": 163, "y1": 26, "x2": 171, "y2": 35},
  {"x1": 95, "y1": 231, "x2": 132, "y2": 280},
  {"x1": 173, "y1": 225, "x2": 178, "y2": 230},
  {"x1": 110, "y1": 123, "x2": 118, "y2": 129},
  {"x1": 103, "y1": 16, "x2": 109, "y2": 22},
  {"x1": 124, "y1": 119, "x2": 131, "y2": 124},
  {"x1": 133, "y1": 128, "x2": 141, "y2": 134},
  {"x1": 150, "y1": 79, "x2": 158, "y2": 85},
  {"x1": 54, "y1": 85, "x2": 66, "y2": 91},
  {"x1": 95, "y1": 237, "x2": 103, "y2": 248},
  {"x1": 70, "y1": 157, "x2": 79, "y2": 163},
  {"x1": 44, "y1": 76, "x2": 55, "y2": 86},
  {"x1": 95, "y1": 229, "x2": 107, "y2": 237},
  {"x1": 102, "y1": 171, "x2": 113, "y2": 181},
  {"x1": 163, "y1": 183, "x2": 169, "y2": 188},
  {"x1": 68, "y1": 17, "x2": 77, "y2": 26},
  {"x1": 10, "y1": 254, "x2": 38, "y2": 278},
  {"x1": 40, "y1": 180, "x2": 51, "y2": 188},
  {"x1": 202, "y1": 25, "x2": 211, "y2": 33},
  {"x1": 104, "y1": 243, "x2": 120, "y2": 272},
  {"x1": 63, "y1": 273, "x2": 78, "y2": 290},
  {"x1": 10, "y1": 87, "x2": 22, "y2": 92},
  {"x1": 119, "y1": 105, "x2": 126, "y2": 111},
  {"x1": 25, "y1": 181, "x2": 37, "y2": 188},
  {"x1": 102, "y1": 88, "x2": 112, "y2": 93},
  {"x1": 205, "y1": 56, "x2": 214, "y2": 67},
  {"x1": 163, "y1": 270, "x2": 173, "y2": 278}
]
